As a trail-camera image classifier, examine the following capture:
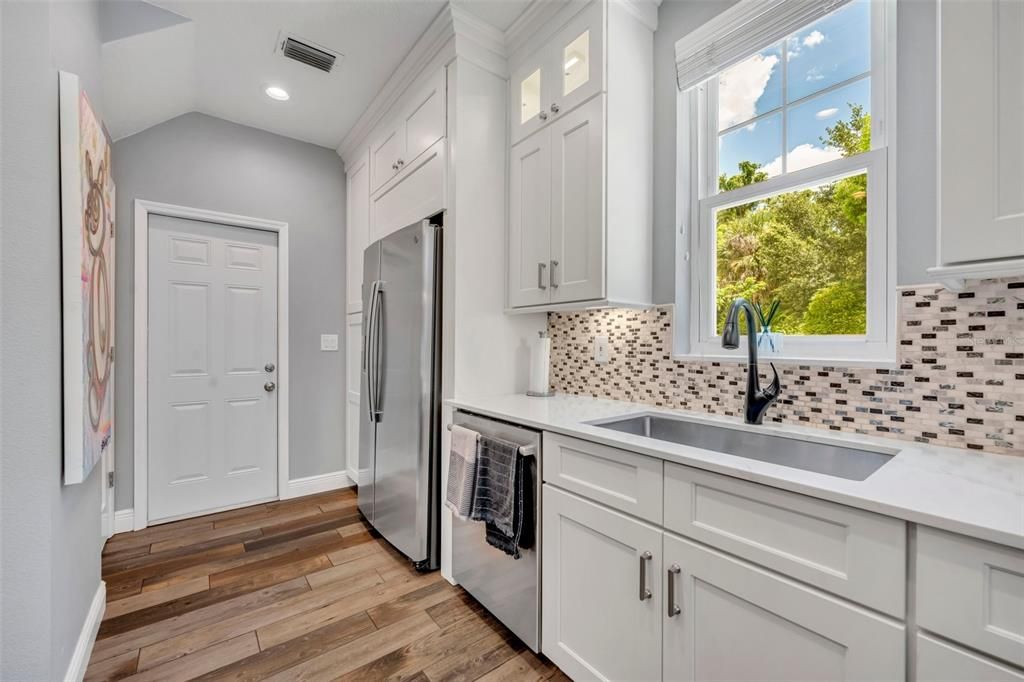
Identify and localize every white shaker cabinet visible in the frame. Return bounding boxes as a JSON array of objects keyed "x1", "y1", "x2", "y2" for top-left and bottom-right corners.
[
  {"x1": 369, "y1": 68, "x2": 445, "y2": 194},
  {"x1": 345, "y1": 151, "x2": 370, "y2": 314},
  {"x1": 542, "y1": 484, "x2": 663, "y2": 682},
  {"x1": 930, "y1": 0, "x2": 1024, "y2": 288},
  {"x1": 549, "y1": 96, "x2": 604, "y2": 304},
  {"x1": 509, "y1": 97, "x2": 604, "y2": 308},
  {"x1": 509, "y1": 129, "x2": 552, "y2": 308},
  {"x1": 506, "y1": 0, "x2": 653, "y2": 311},
  {"x1": 663, "y1": 532, "x2": 905, "y2": 682},
  {"x1": 510, "y1": 1, "x2": 604, "y2": 146}
]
